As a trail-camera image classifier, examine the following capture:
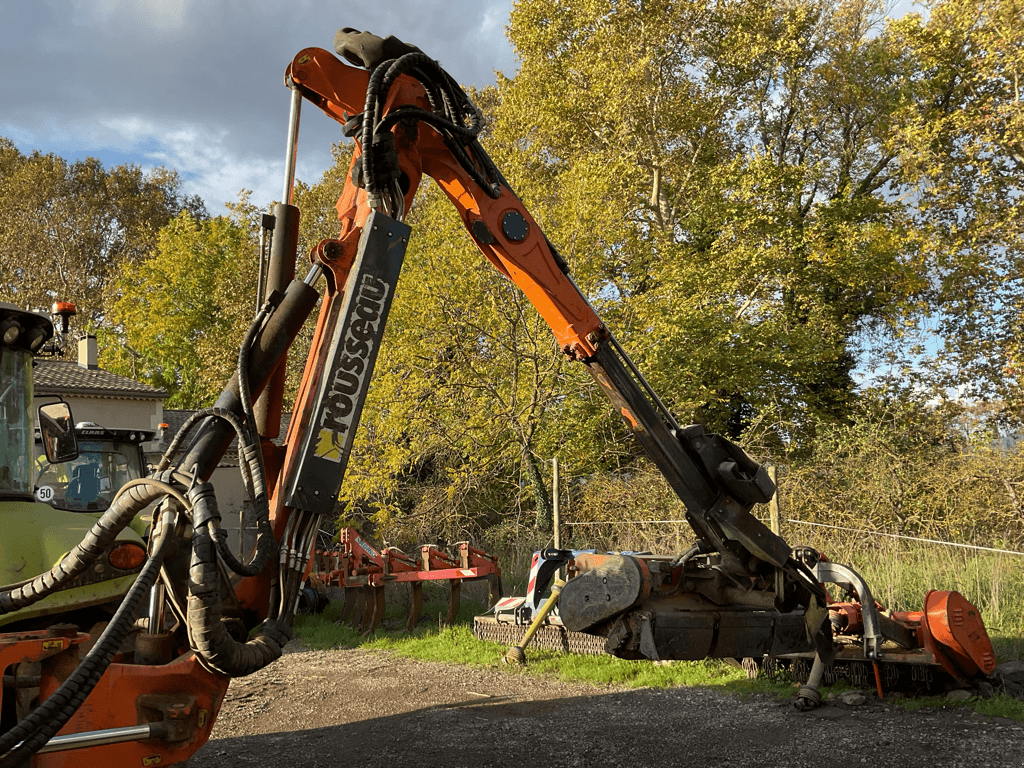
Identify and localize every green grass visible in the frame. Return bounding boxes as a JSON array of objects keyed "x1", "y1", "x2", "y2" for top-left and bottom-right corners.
[
  {"x1": 292, "y1": 589, "x2": 778, "y2": 692},
  {"x1": 886, "y1": 692, "x2": 1024, "y2": 719}
]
